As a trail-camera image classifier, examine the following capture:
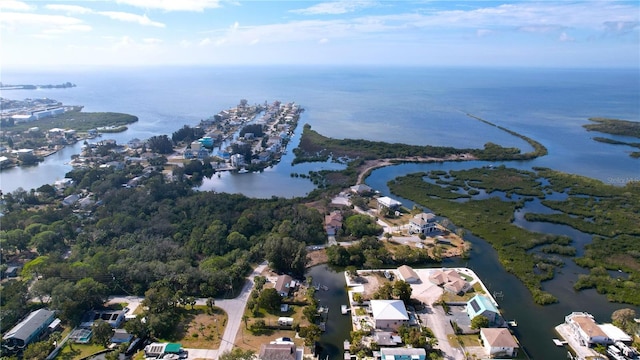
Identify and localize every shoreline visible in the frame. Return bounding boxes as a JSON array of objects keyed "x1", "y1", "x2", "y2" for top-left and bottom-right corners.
[{"x1": 356, "y1": 153, "x2": 477, "y2": 185}]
